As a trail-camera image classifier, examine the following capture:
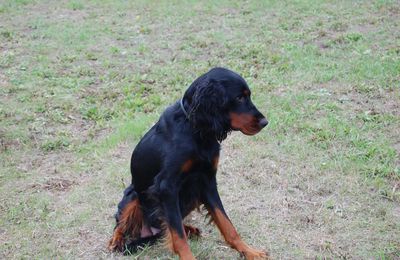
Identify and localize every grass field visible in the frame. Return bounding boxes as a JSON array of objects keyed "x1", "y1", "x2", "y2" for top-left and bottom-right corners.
[{"x1": 1, "y1": 0, "x2": 399, "y2": 259}]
